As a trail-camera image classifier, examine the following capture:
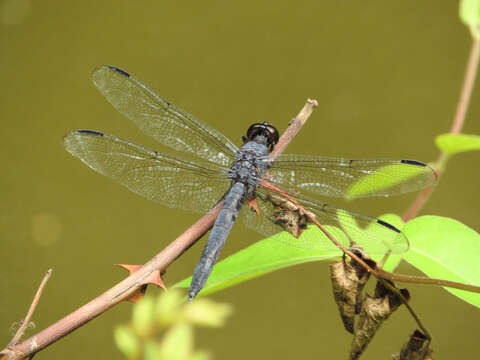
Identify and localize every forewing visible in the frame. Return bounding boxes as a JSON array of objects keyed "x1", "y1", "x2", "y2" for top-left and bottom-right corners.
[
  {"x1": 267, "y1": 154, "x2": 437, "y2": 199},
  {"x1": 92, "y1": 65, "x2": 238, "y2": 167},
  {"x1": 242, "y1": 184, "x2": 408, "y2": 255},
  {"x1": 63, "y1": 130, "x2": 231, "y2": 213}
]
